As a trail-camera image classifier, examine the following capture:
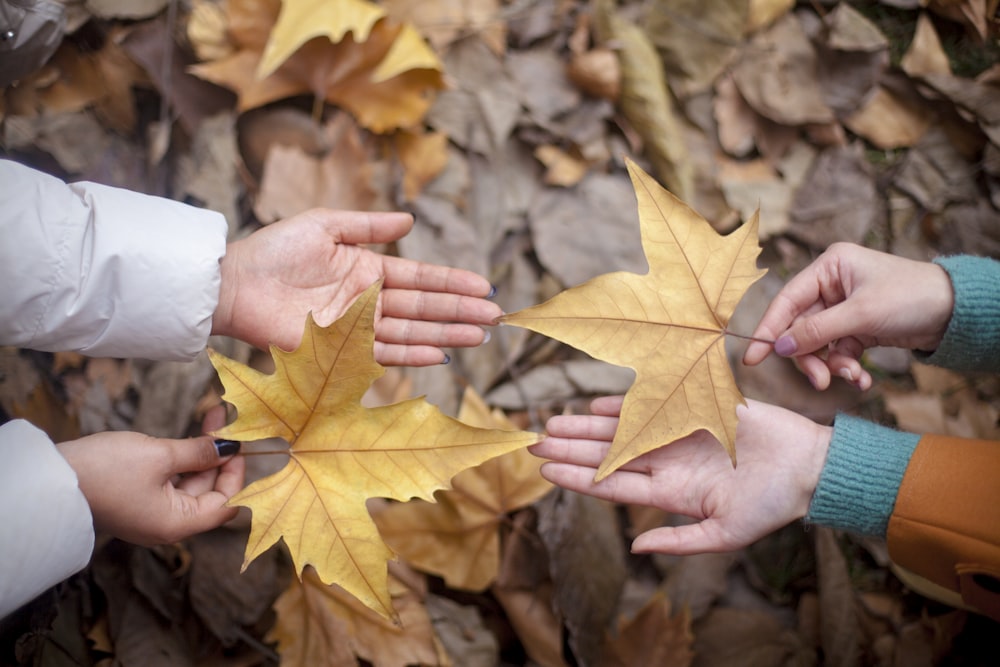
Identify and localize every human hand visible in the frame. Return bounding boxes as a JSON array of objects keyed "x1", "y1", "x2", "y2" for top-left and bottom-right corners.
[
  {"x1": 213, "y1": 209, "x2": 502, "y2": 366},
  {"x1": 530, "y1": 396, "x2": 832, "y2": 554},
  {"x1": 55, "y1": 406, "x2": 245, "y2": 546},
  {"x1": 743, "y1": 243, "x2": 954, "y2": 390}
]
